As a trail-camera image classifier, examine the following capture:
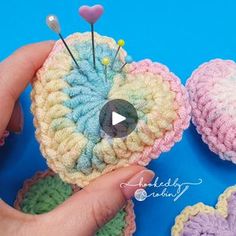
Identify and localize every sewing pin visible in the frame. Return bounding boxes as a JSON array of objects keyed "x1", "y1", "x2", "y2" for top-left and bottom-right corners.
[
  {"x1": 111, "y1": 39, "x2": 125, "y2": 68},
  {"x1": 120, "y1": 55, "x2": 133, "y2": 72},
  {"x1": 79, "y1": 5, "x2": 104, "y2": 70},
  {"x1": 46, "y1": 15, "x2": 80, "y2": 70},
  {"x1": 102, "y1": 57, "x2": 110, "y2": 82}
]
